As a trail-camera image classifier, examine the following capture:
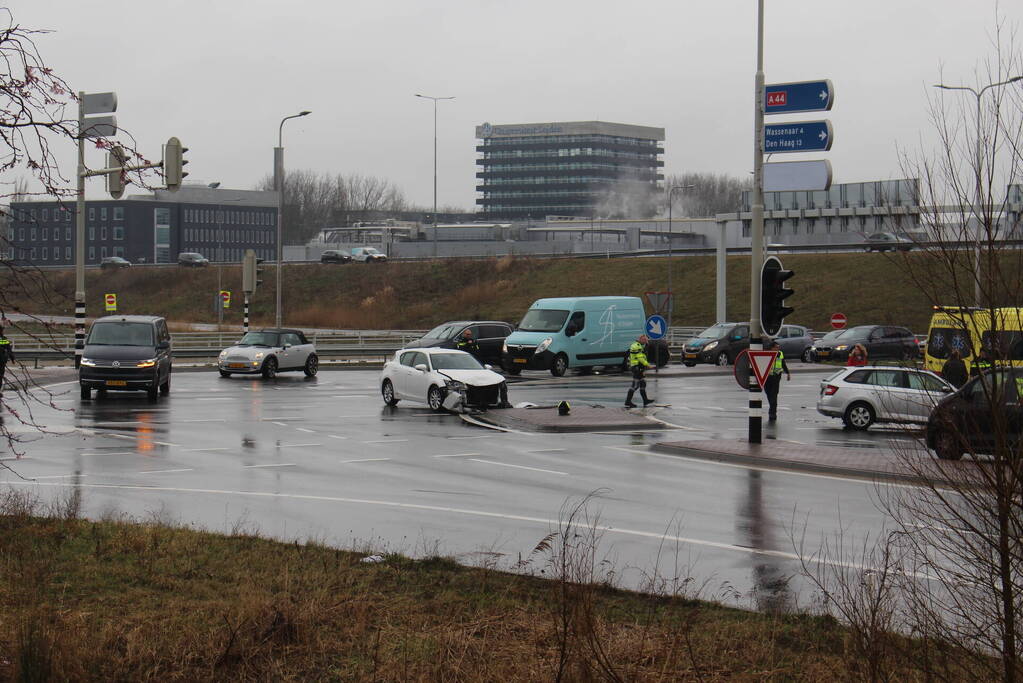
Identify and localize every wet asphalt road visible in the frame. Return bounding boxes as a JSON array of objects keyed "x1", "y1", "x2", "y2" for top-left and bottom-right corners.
[{"x1": 2, "y1": 366, "x2": 924, "y2": 606}]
